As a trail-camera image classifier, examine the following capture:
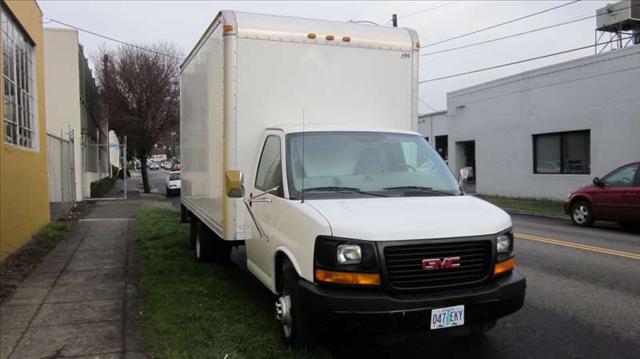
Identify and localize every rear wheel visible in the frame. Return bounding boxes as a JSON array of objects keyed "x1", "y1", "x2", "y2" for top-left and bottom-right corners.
[
  {"x1": 276, "y1": 262, "x2": 311, "y2": 347},
  {"x1": 570, "y1": 201, "x2": 594, "y2": 227},
  {"x1": 192, "y1": 220, "x2": 231, "y2": 262}
]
